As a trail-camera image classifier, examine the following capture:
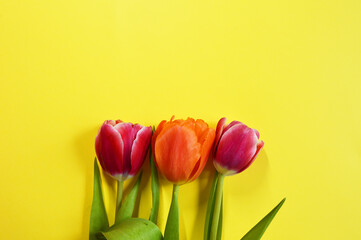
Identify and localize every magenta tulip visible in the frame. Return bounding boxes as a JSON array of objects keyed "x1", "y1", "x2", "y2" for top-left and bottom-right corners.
[
  {"x1": 95, "y1": 120, "x2": 152, "y2": 181},
  {"x1": 213, "y1": 117, "x2": 264, "y2": 176}
]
